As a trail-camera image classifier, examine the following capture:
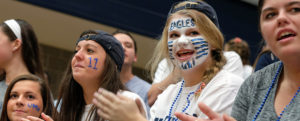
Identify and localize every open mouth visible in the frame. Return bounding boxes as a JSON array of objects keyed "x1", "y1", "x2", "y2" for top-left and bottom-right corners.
[
  {"x1": 277, "y1": 31, "x2": 296, "y2": 41},
  {"x1": 176, "y1": 49, "x2": 195, "y2": 61}
]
